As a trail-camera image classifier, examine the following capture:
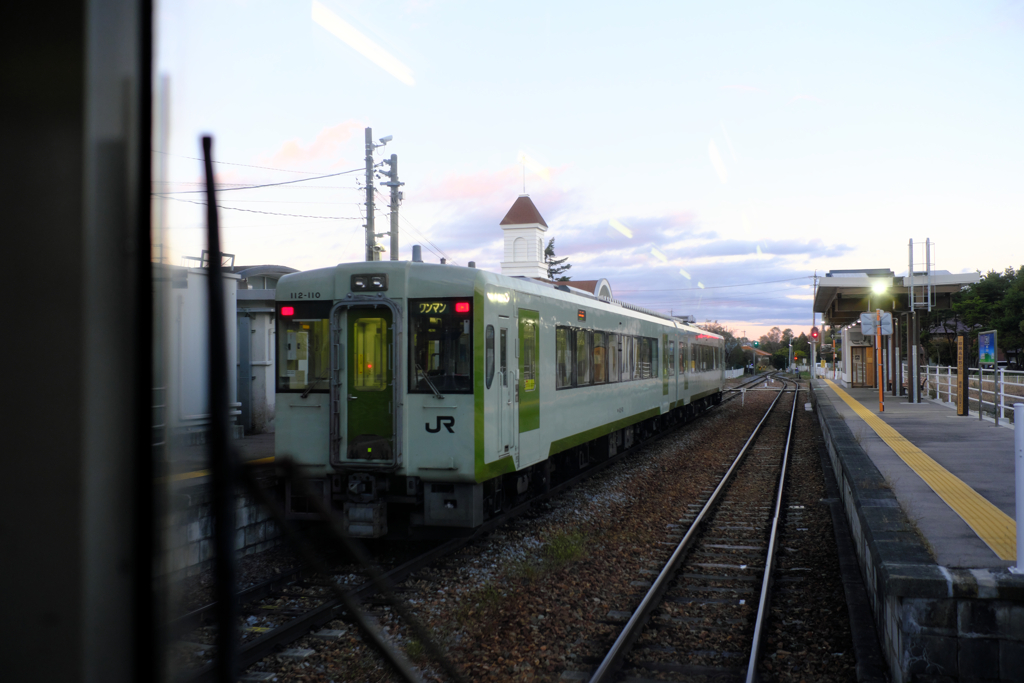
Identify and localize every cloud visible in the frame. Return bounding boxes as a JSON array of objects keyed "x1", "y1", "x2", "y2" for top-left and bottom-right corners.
[
  {"x1": 414, "y1": 166, "x2": 522, "y2": 203},
  {"x1": 721, "y1": 84, "x2": 764, "y2": 93},
  {"x1": 258, "y1": 120, "x2": 363, "y2": 170},
  {"x1": 790, "y1": 94, "x2": 822, "y2": 103}
]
